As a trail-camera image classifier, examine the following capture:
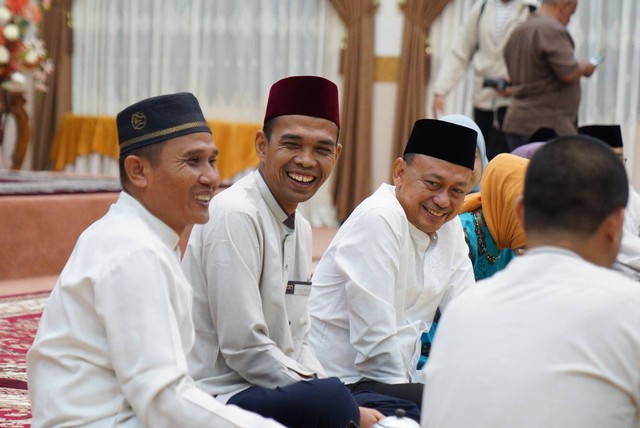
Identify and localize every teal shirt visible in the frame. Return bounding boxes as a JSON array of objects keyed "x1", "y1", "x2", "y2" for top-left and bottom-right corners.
[{"x1": 458, "y1": 210, "x2": 516, "y2": 281}]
